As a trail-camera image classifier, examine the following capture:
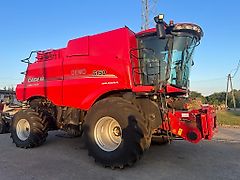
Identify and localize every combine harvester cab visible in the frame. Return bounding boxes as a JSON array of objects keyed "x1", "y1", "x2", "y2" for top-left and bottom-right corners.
[
  {"x1": 12, "y1": 14, "x2": 217, "y2": 168},
  {"x1": 132, "y1": 15, "x2": 217, "y2": 144}
]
